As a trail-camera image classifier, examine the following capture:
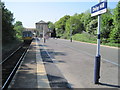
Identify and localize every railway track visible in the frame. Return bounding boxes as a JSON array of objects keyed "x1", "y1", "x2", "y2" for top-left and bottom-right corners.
[{"x1": 1, "y1": 41, "x2": 31, "y2": 90}]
